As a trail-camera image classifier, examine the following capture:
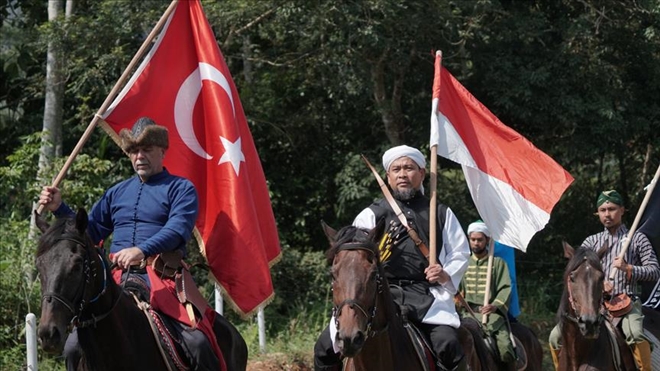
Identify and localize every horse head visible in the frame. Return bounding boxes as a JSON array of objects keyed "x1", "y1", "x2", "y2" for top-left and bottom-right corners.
[
  {"x1": 35, "y1": 208, "x2": 106, "y2": 353},
  {"x1": 561, "y1": 241, "x2": 608, "y2": 339},
  {"x1": 323, "y1": 221, "x2": 385, "y2": 357}
]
